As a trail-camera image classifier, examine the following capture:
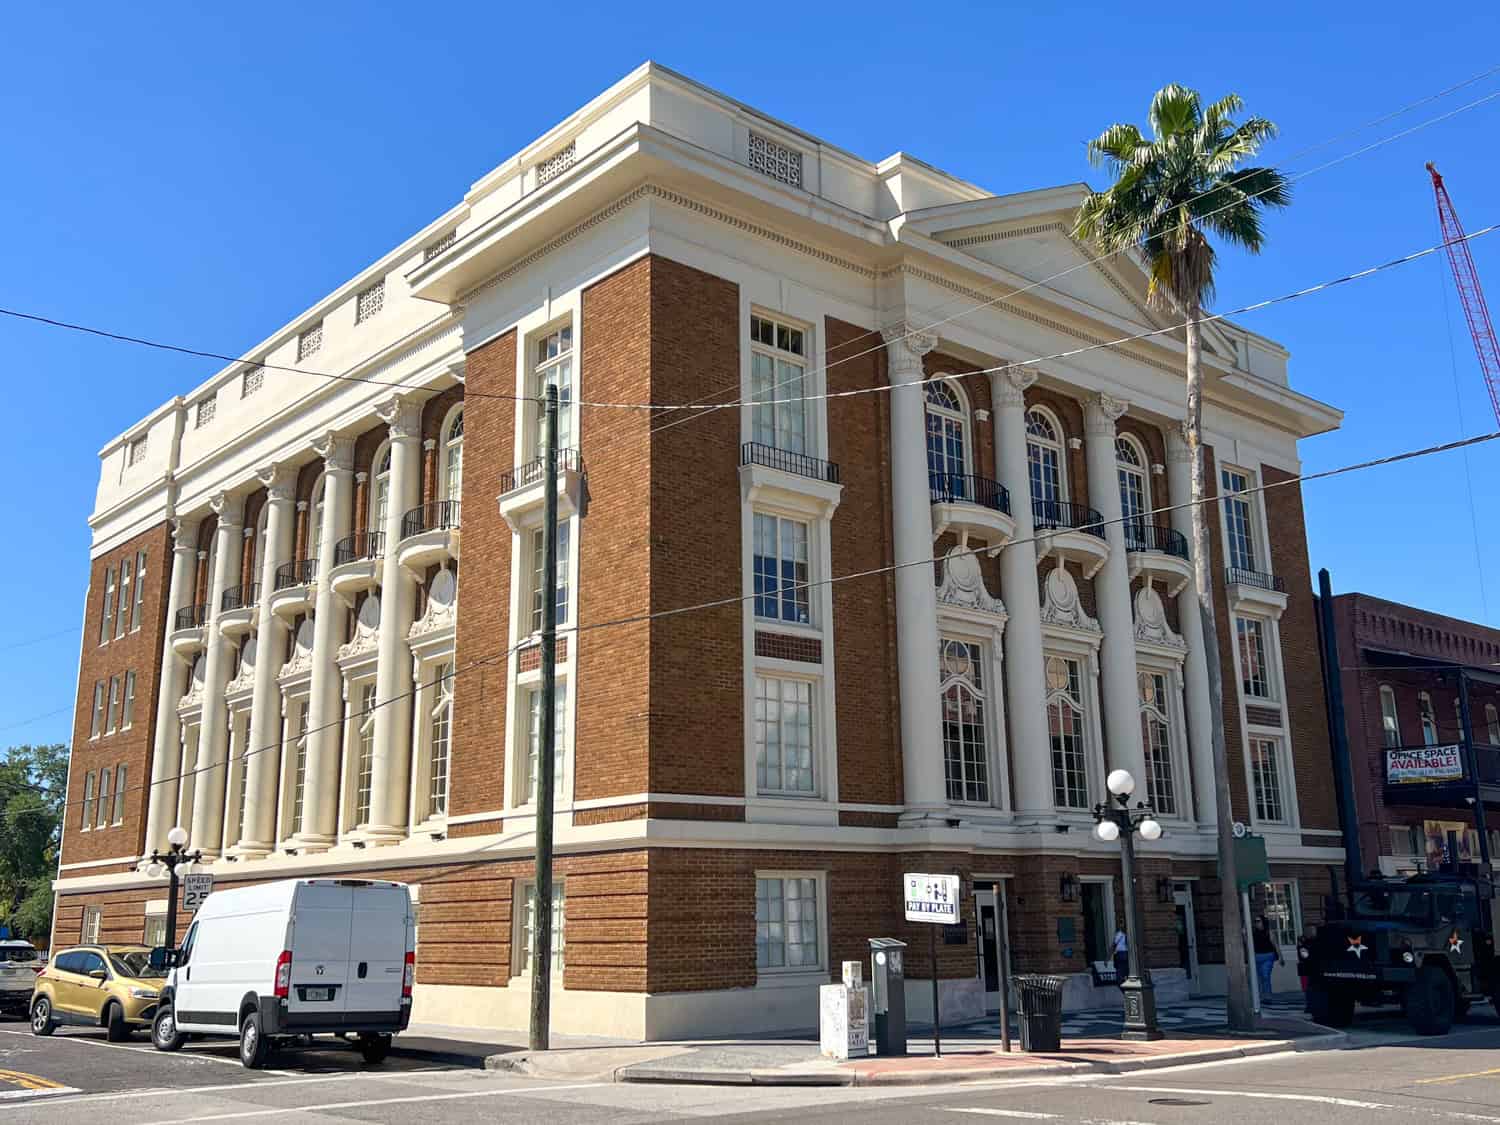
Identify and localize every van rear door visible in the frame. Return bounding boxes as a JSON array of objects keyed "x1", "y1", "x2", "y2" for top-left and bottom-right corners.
[
  {"x1": 286, "y1": 883, "x2": 353, "y2": 1020},
  {"x1": 343, "y1": 882, "x2": 410, "y2": 1019}
]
